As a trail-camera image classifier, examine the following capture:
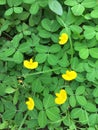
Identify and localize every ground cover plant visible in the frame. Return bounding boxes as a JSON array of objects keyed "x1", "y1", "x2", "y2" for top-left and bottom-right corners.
[{"x1": 0, "y1": 0, "x2": 98, "y2": 130}]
